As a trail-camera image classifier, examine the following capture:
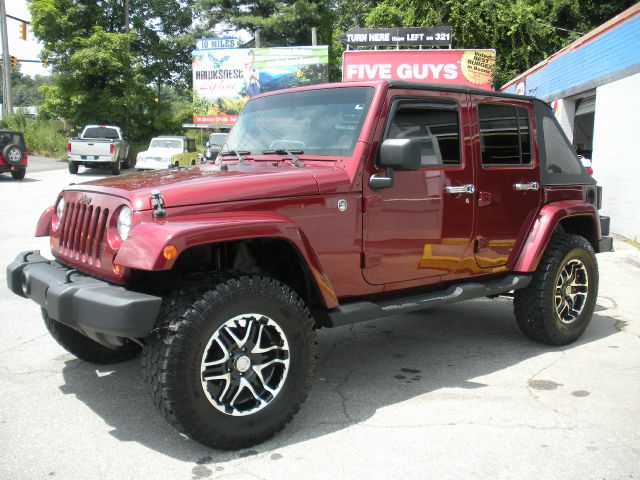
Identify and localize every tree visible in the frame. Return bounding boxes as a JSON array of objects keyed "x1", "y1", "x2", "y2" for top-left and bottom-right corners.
[
  {"x1": 330, "y1": 0, "x2": 636, "y2": 86},
  {"x1": 29, "y1": 0, "x2": 195, "y2": 135},
  {"x1": 194, "y1": 0, "x2": 333, "y2": 47}
]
